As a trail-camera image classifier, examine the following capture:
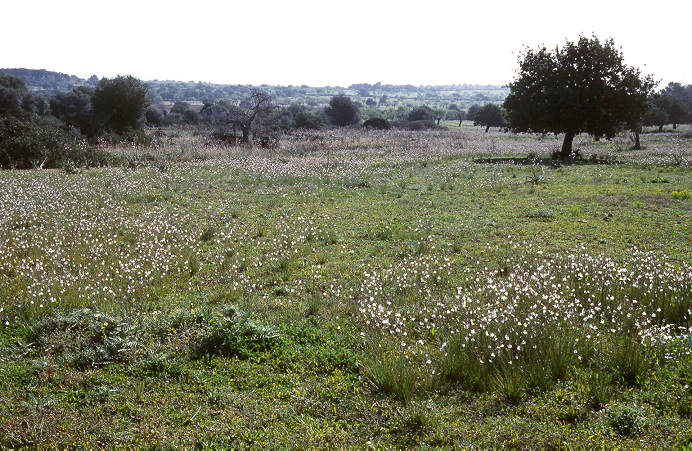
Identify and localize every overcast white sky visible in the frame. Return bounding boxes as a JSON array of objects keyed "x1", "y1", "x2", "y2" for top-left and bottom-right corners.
[{"x1": 2, "y1": 0, "x2": 690, "y2": 87}]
